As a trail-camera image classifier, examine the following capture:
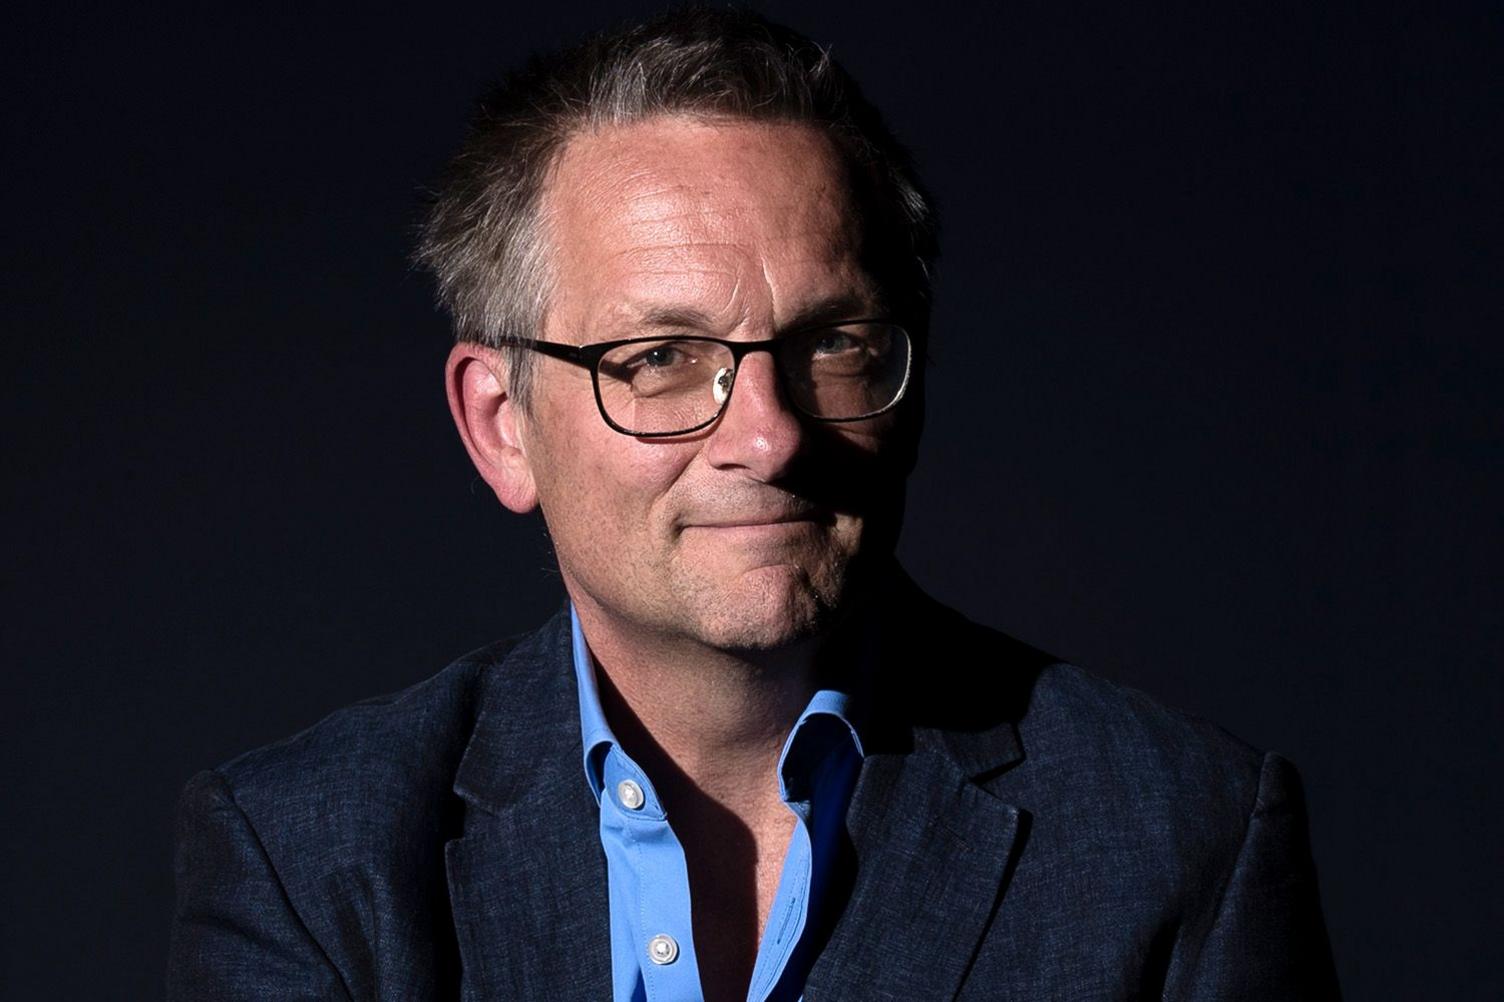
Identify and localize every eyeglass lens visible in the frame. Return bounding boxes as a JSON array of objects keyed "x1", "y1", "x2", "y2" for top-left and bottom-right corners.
[{"x1": 594, "y1": 323, "x2": 910, "y2": 436}]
